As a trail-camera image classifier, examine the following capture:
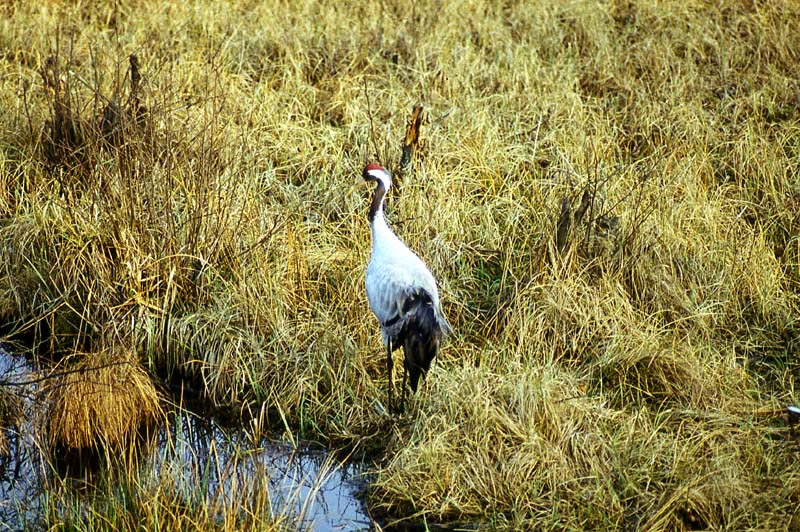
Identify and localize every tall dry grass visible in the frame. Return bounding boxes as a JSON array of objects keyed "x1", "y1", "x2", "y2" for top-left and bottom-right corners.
[
  {"x1": 0, "y1": 0, "x2": 799, "y2": 529},
  {"x1": 45, "y1": 347, "x2": 160, "y2": 451}
]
